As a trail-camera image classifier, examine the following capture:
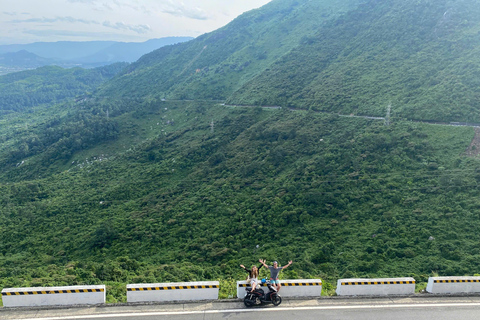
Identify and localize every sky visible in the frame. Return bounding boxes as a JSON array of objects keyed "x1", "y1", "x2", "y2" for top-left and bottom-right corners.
[{"x1": 0, "y1": 0, "x2": 272, "y2": 45}]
